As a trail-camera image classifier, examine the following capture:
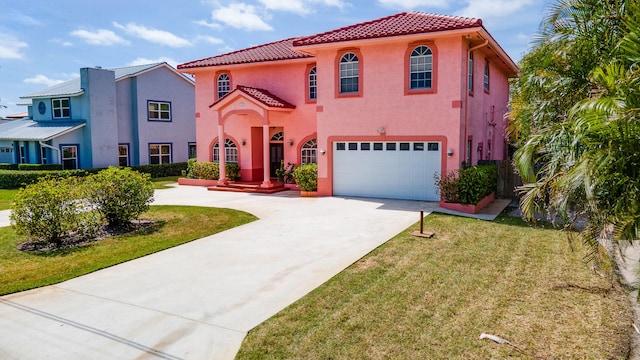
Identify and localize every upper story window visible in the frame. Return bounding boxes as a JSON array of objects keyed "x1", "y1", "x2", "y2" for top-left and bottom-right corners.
[
  {"x1": 217, "y1": 73, "x2": 231, "y2": 99},
  {"x1": 301, "y1": 138, "x2": 317, "y2": 164},
  {"x1": 52, "y1": 98, "x2": 70, "y2": 118},
  {"x1": 148, "y1": 101, "x2": 171, "y2": 121},
  {"x1": 308, "y1": 66, "x2": 317, "y2": 101},
  {"x1": 409, "y1": 45, "x2": 433, "y2": 90},
  {"x1": 339, "y1": 52, "x2": 359, "y2": 94},
  {"x1": 484, "y1": 59, "x2": 490, "y2": 92},
  {"x1": 213, "y1": 138, "x2": 238, "y2": 163},
  {"x1": 468, "y1": 51, "x2": 474, "y2": 93}
]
